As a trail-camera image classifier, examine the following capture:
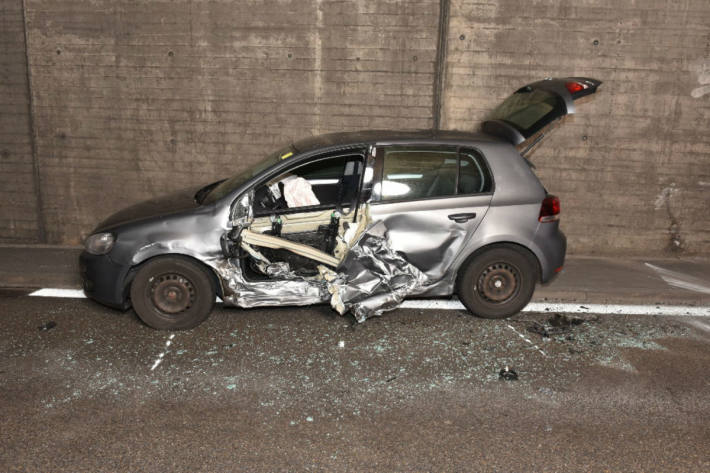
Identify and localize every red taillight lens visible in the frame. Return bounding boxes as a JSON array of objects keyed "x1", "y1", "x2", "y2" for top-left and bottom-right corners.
[
  {"x1": 539, "y1": 195, "x2": 560, "y2": 223},
  {"x1": 565, "y1": 82, "x2": 585, "y2": 94}
]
